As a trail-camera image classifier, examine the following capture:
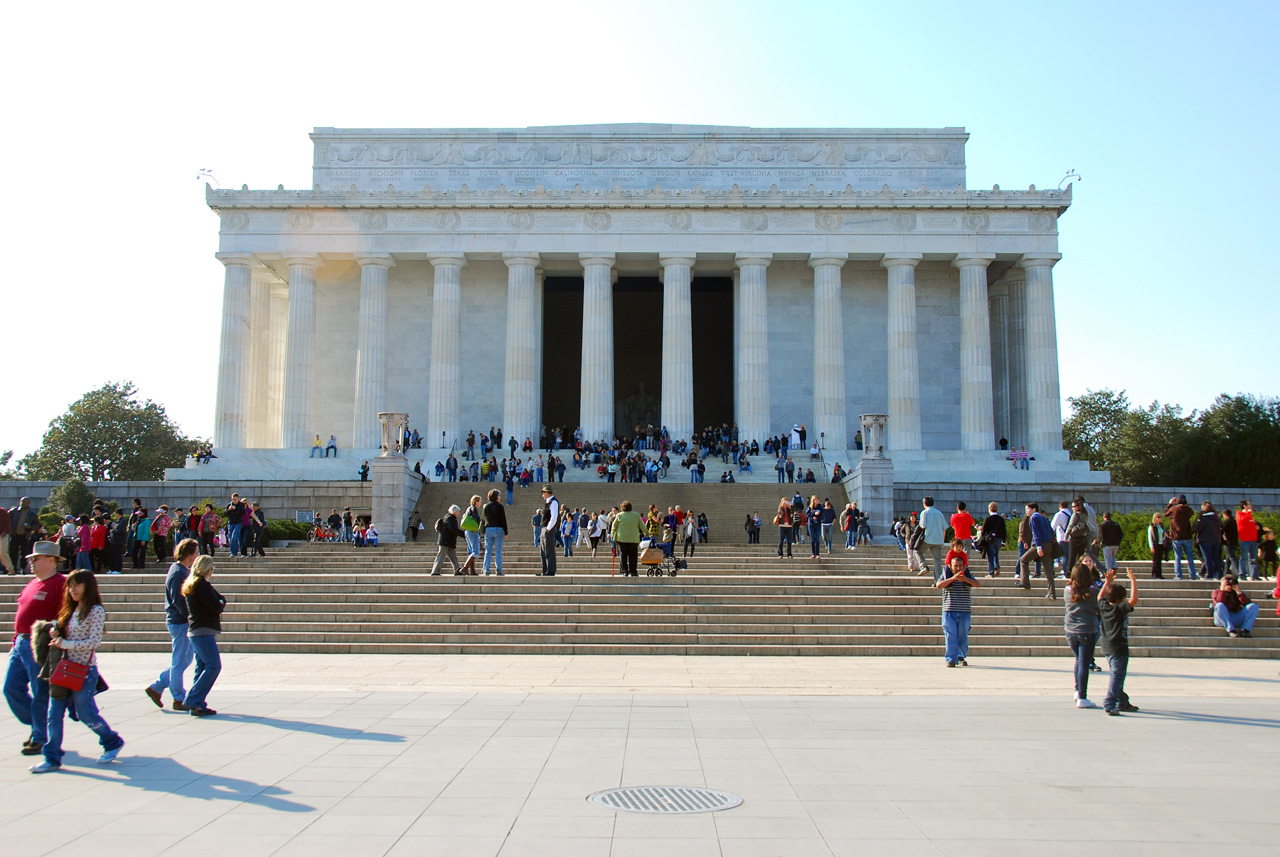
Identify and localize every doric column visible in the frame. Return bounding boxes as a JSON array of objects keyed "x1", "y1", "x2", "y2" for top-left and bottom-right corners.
[
  {"x1": 213, "y1": 252, "x2": 255, "y2": 449},
  {"x1": 659, "y1": 254, "x2": 696, "y2": 441},
  {"x1": 534, "y1": 268, "x2": 544, "y2": 439},
  {"x1": 280, "y1": 254, "x2": 320, "y2": 449},
  {"x1": 954, "y1": 253, "x2": 997, "y2": 450},
  {"x1": 426, "y1": 254, "x2": 467, "y2": 450},
  {"x1": 731, "y1": 269, "x2": 741, "y2": 420},
  {"x1": 502, "y1": 252, "x2": 541, "y2": 446},
  {"x1": 1005, "y1": 268, "x2": 1028, "y2": 447},
  {"x1": 247, "y1": 267, "x2": 273, "y2": 447},
  {"x1": 988, "y1": 281, "x2": 1011, "y2": 445},
  {"x1": 734, "y1": 253, "x2": 772, "y2": 444},
  {"x1": 1020, "y1": 253, "x2": 1064, "y2": 452},
  {"x1": 266, "y1": 283, "x2": 288, "y2": 448},
  {"x1": 352, "y1": 254, "x2": 395, "y2": 449},
  {"x1": 882, "y1": 254, "x2": 923, "y2": 451},
  {"x1": 578, "y1": 253, "x2": 616, "y2": 441},
  {"x1": 809, "y1": 253, "x2": 849, "y2": 451}
]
